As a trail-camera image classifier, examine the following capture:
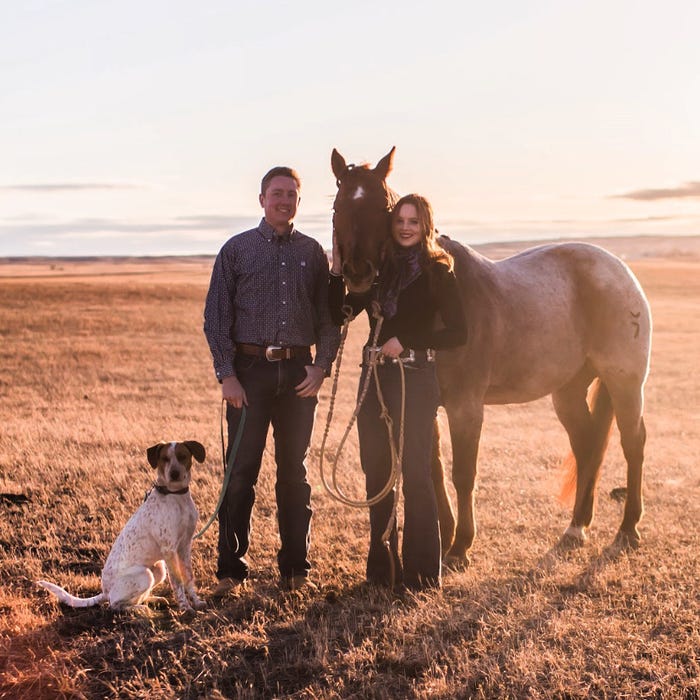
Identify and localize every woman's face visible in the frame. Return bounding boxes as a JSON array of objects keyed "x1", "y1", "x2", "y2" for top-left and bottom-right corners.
[{"x1": 392, "y1": 203, "x2": 423, "y2": 248}]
